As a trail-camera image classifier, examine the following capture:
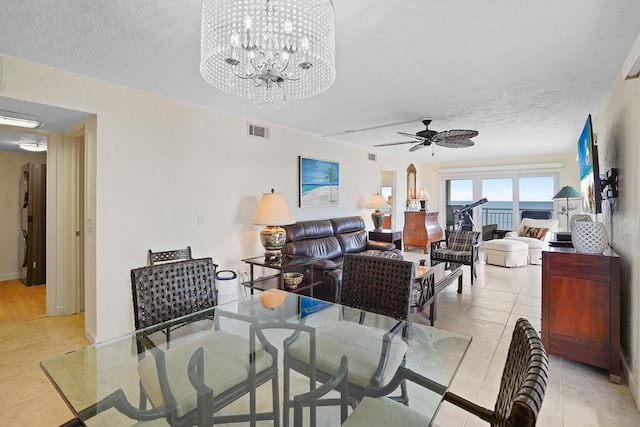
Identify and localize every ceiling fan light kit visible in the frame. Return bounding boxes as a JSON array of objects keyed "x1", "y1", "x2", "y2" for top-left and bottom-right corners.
[
  {"x1": 374, "y1": 119, "x2": 478, "y2": 155},
  {"x1": 200, "y1": 0, "x2": 336, "y2": 108}
]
